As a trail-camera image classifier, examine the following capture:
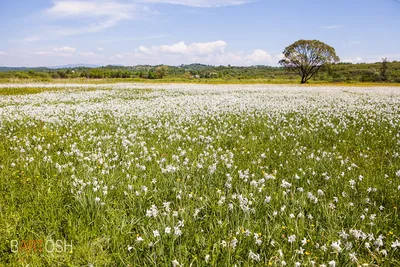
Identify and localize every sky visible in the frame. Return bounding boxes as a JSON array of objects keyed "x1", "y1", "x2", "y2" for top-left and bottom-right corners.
[{"x1": 0, "y1": 0, "x2": 399, "y2": 67}]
